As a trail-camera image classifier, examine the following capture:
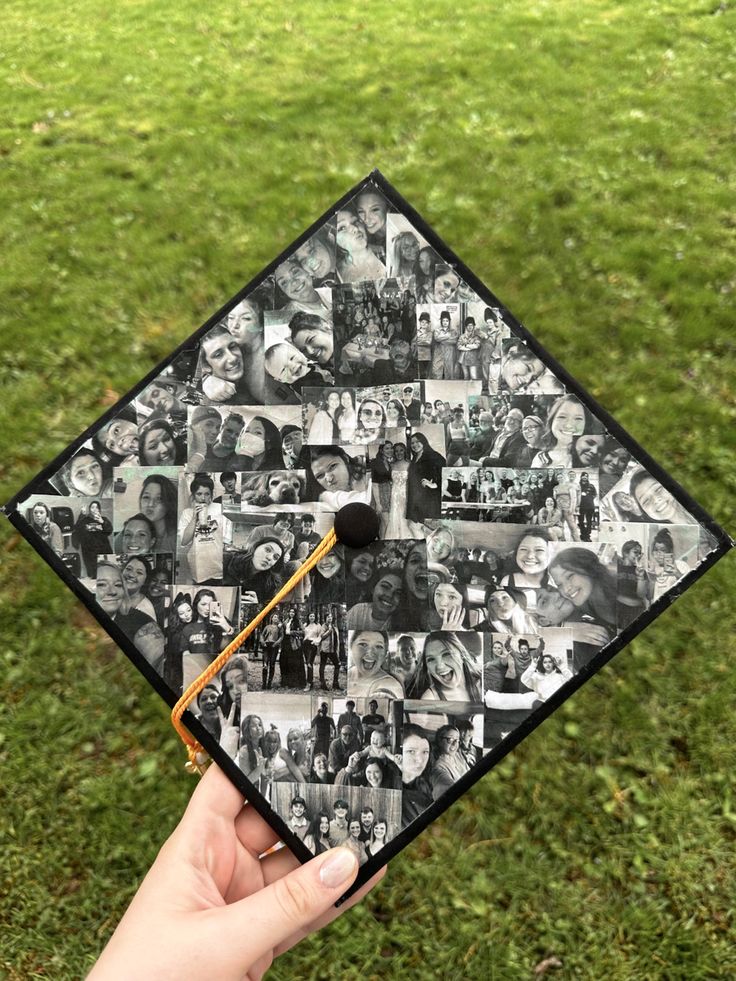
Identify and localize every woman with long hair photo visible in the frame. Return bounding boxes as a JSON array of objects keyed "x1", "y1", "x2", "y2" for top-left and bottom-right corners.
[
  {"x1": 137, "y1": 474, "x2": 178, "y2": 553},
  {"x1": 28, "y1": 501, "x2": 64, "y2": 556},
  {"x1": 120, "y1": 554, "x2": 157, "y2": 621},
  {"x1": 223, "y1": 533, "x2": 285, "y2": 605},
  {"x1": 407, "y1": 431, "x2": 446, "y2": 530},
  {"x1": 531, "y1": 395, "x2": 589, "y2": 469},
  {"x1": 335, "y1": 207, "x2": 386, "y2": 283},
  {"x1": 519, "y1": 651, "x2": 573, "y2": 701},
  {"x1": 407, "y1": 632, "x2": 482, "y2": 703},
  {"x1": 336, "y1": 389, "x2": 357, "y2": 443},
  {"x1": 498, "y1": 527, "x2": 553, "y2": 607},
  {"x1": 389, "y1": 230, "x2": 421, "y2": 279},
  {"x1": 307, "y1": 390, "x2": 340, "y2": 444},
  {"x1": 71, "y1": 499, "x2": 113, "y2": 575},
  {"x1": 430, "y1": 723, "x2": 470, "y2": 800},
  {"x1": 353, "y1": 397, "x2": 387, "y2": 445},
  {"x1": 138, "y1": 418, "x2": 186, "y2": 467},
  {"x1": 370, "y1": 442, "x2": 393, "y2": 530},
  {"x1": 548, "y1": 546, "x2": 618, "y2": 636}
]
